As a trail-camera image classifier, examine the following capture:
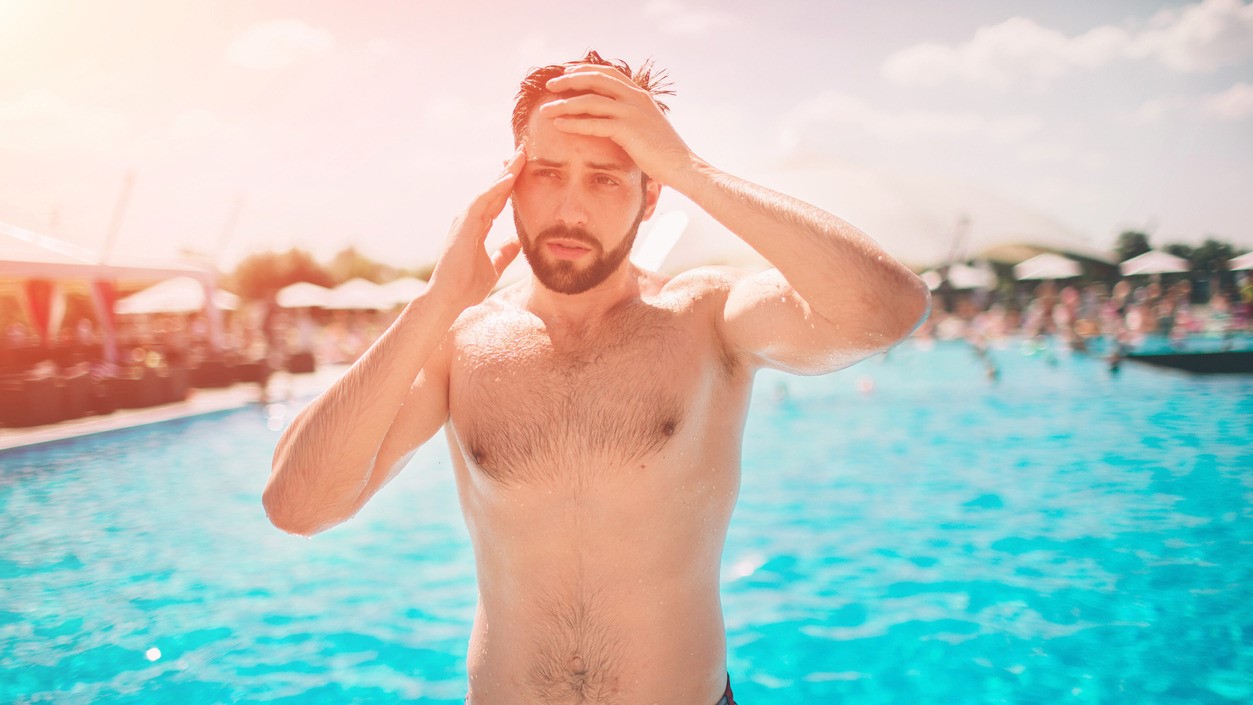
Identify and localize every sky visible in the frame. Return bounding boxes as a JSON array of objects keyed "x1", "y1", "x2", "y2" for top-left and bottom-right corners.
[{"x1": 1, "y1": 0, "x2": 1251, "y2": 271}]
